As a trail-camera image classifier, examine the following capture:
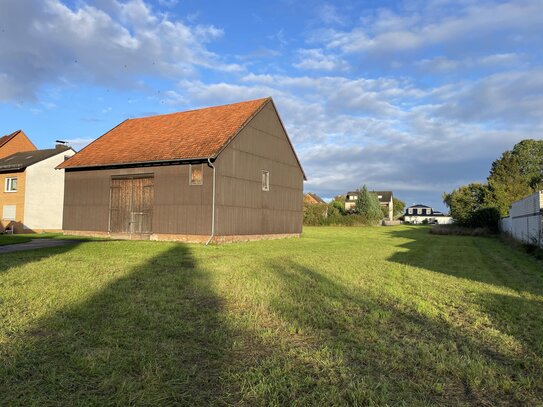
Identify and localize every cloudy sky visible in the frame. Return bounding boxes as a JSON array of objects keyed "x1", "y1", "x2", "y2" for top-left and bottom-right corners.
[{"x1": 1, "y1": 0, "x2": 542, "y2": 210}]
